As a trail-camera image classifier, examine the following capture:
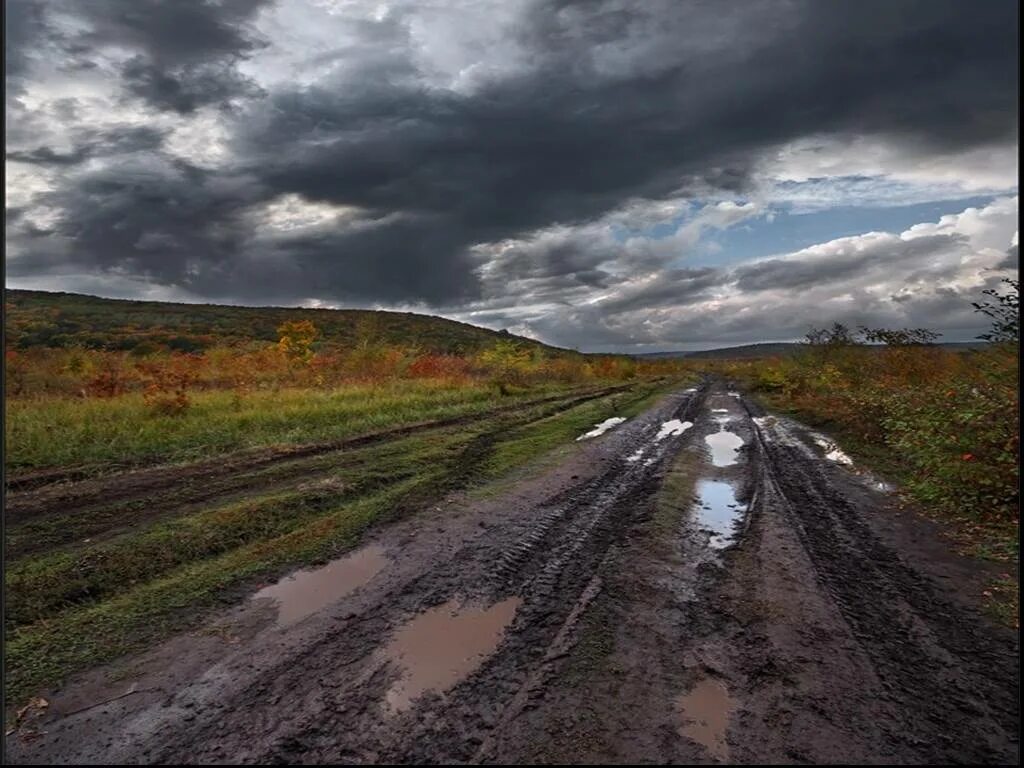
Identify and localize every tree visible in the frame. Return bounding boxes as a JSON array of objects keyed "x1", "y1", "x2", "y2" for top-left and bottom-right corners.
[
  {"x1": 973, "y1": 279, "x2": 1019, "y2": 343},
  {"x1": 858, "y1": 327, "x2": 941, "y2": 346},
  {"x1": 277, "y1": 320, "x2": 319, "y2": 363},
  {"x1": 803, "y1": 322, "x2": 859, "y2": 347}
]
